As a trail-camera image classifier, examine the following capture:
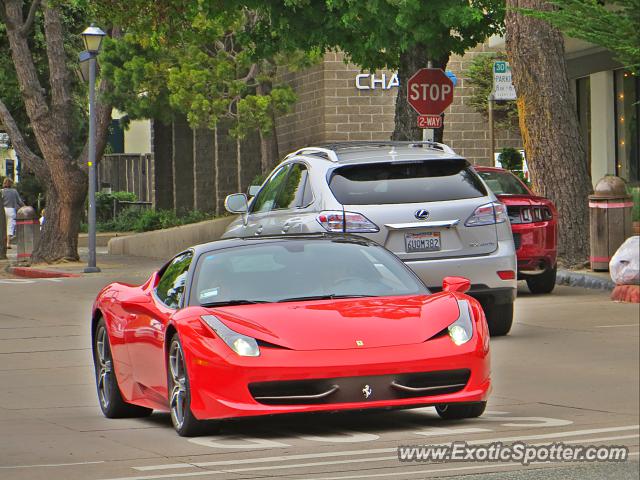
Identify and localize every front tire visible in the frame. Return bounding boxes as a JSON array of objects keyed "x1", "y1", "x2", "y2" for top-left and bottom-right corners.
[
  {"x1": 436, "y1": 402, "x2": 486, "y2": 420},
  {"x1": 484, "y1": 301, "x2": 514, "y2": 336},
  {"x1": 167, "y1": 333, "x2": 206, "y2": 437},
  {"x1": 93, "y1": 318, "x2": 153, "y2": 418},
  {"x1": 526, "y1": 266, "x2": 557, "y2": 294}
]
